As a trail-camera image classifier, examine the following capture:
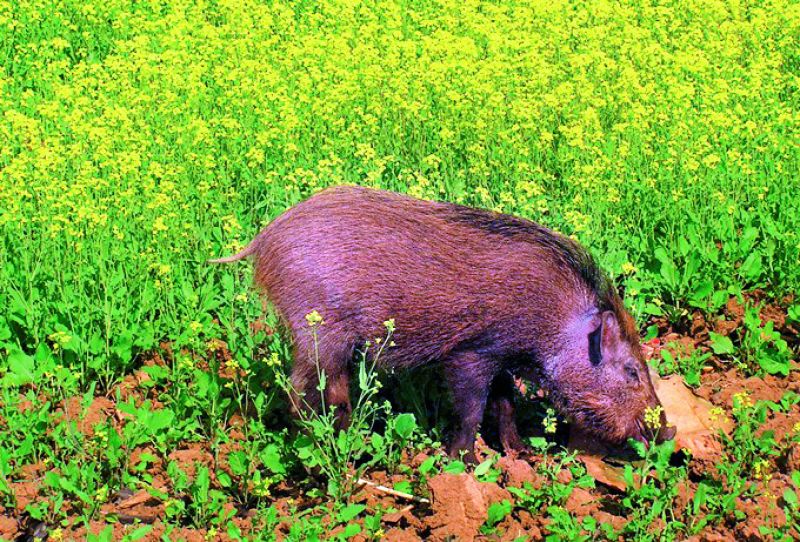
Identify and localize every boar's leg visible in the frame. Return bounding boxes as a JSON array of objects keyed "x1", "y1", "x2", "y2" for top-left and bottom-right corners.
[
  {"x1": 487, "y1": 371, "x2": 525, "y2": 454},
  {"x1": 443, "y1": 350, "x2": 498, "y2": 463},
  {"x1": 287, "y1": 334, "x2": 354, "y2": 431},
  {"x1": 325, "y1": 369, "x2": 352, "y2": 431}
]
